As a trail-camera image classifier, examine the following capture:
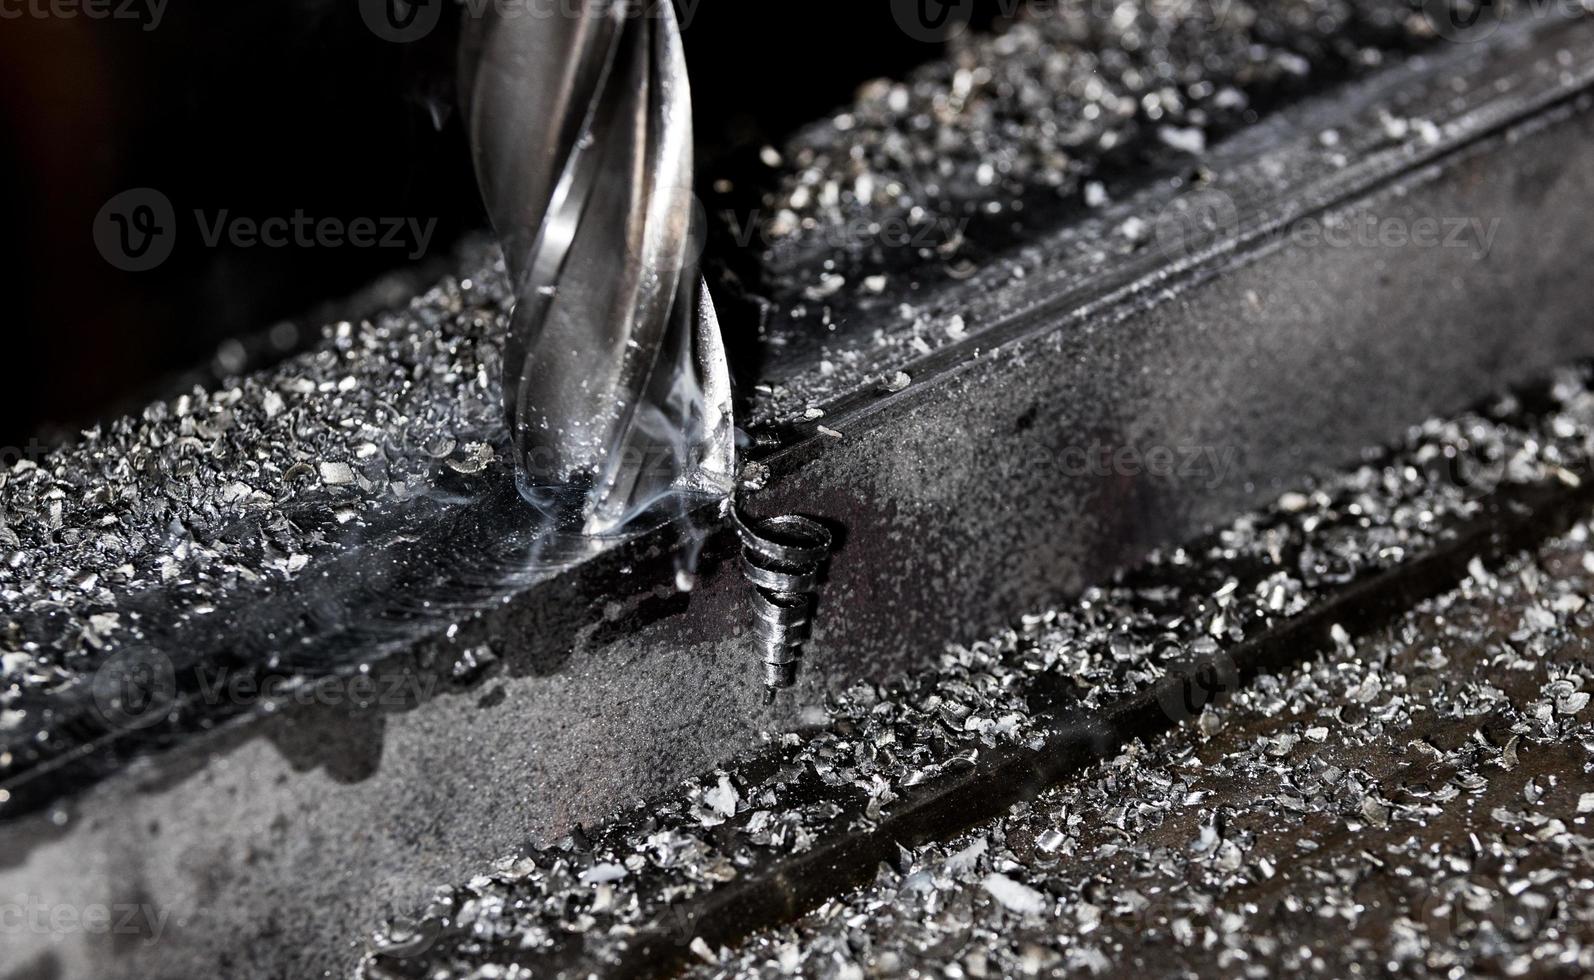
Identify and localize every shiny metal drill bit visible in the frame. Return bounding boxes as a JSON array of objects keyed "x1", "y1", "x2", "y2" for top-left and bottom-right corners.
[{"x1": 460, "y1": 0, "x2": 734, "y2": 535}]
